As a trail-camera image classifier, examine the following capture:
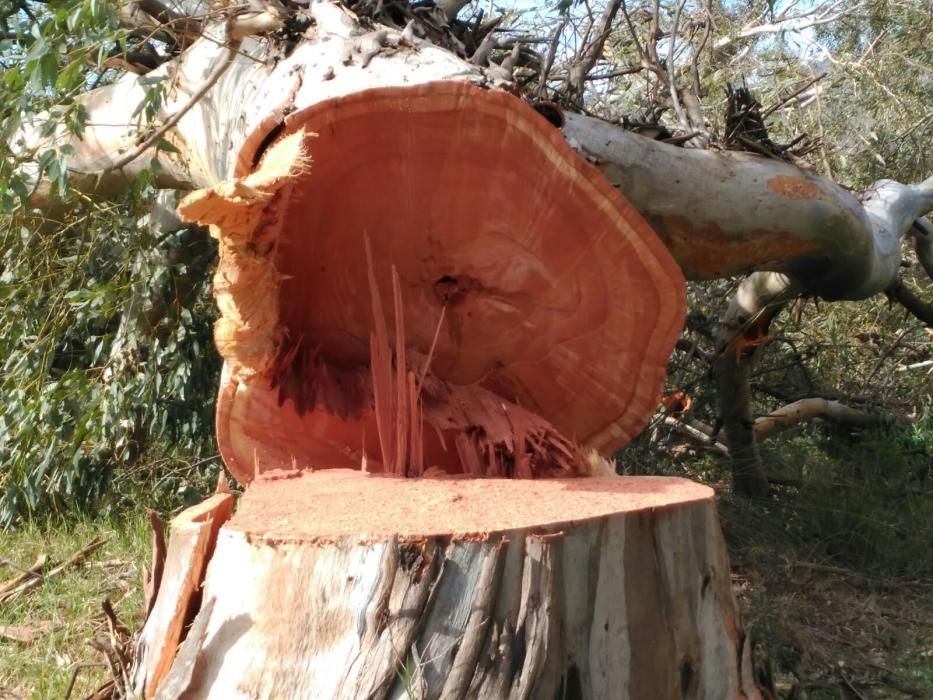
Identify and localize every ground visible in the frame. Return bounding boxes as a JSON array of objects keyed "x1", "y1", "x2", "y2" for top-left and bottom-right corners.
[{"x1": 0, "y1": 518, "x2": 146, "y2": 698}]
